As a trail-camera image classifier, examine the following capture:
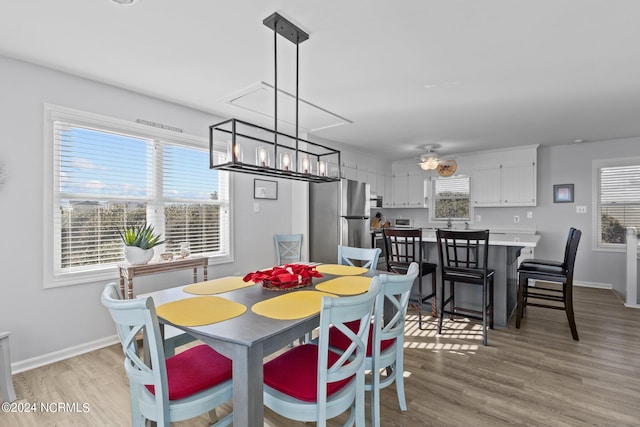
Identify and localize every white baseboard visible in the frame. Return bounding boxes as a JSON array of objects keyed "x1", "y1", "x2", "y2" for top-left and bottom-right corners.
[
  {"x1": 574, "y1": 281, "x2": 612, "y2": 289},
  {"x1": 624, "y1": 303, "x2": 640, "y2": 309},
  {"x1": 11, "y1": 335, "x2": 119, "y2": 374}
]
